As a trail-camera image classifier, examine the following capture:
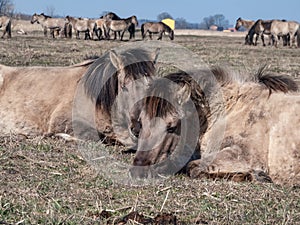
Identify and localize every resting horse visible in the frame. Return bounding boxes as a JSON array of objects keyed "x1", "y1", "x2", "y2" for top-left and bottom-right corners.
[
  {"x1": 30, "y1": 13, "x2": 70, "y2": 38},
  {"x1": 0, "y1": 16, "x2": 12, "y2": 38},
  {"x1": 0, "y1": 48, "x2": 158, "y2": 147},
  {"x1": 130, "y1": 67, "x2": 300, "y2": 186},
  {"x1": 141, "y1": 22, "x2": 174, "y2": 40},
  {"x1": 104, "y1": 15, "x2": 138, "y2": 41}
]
